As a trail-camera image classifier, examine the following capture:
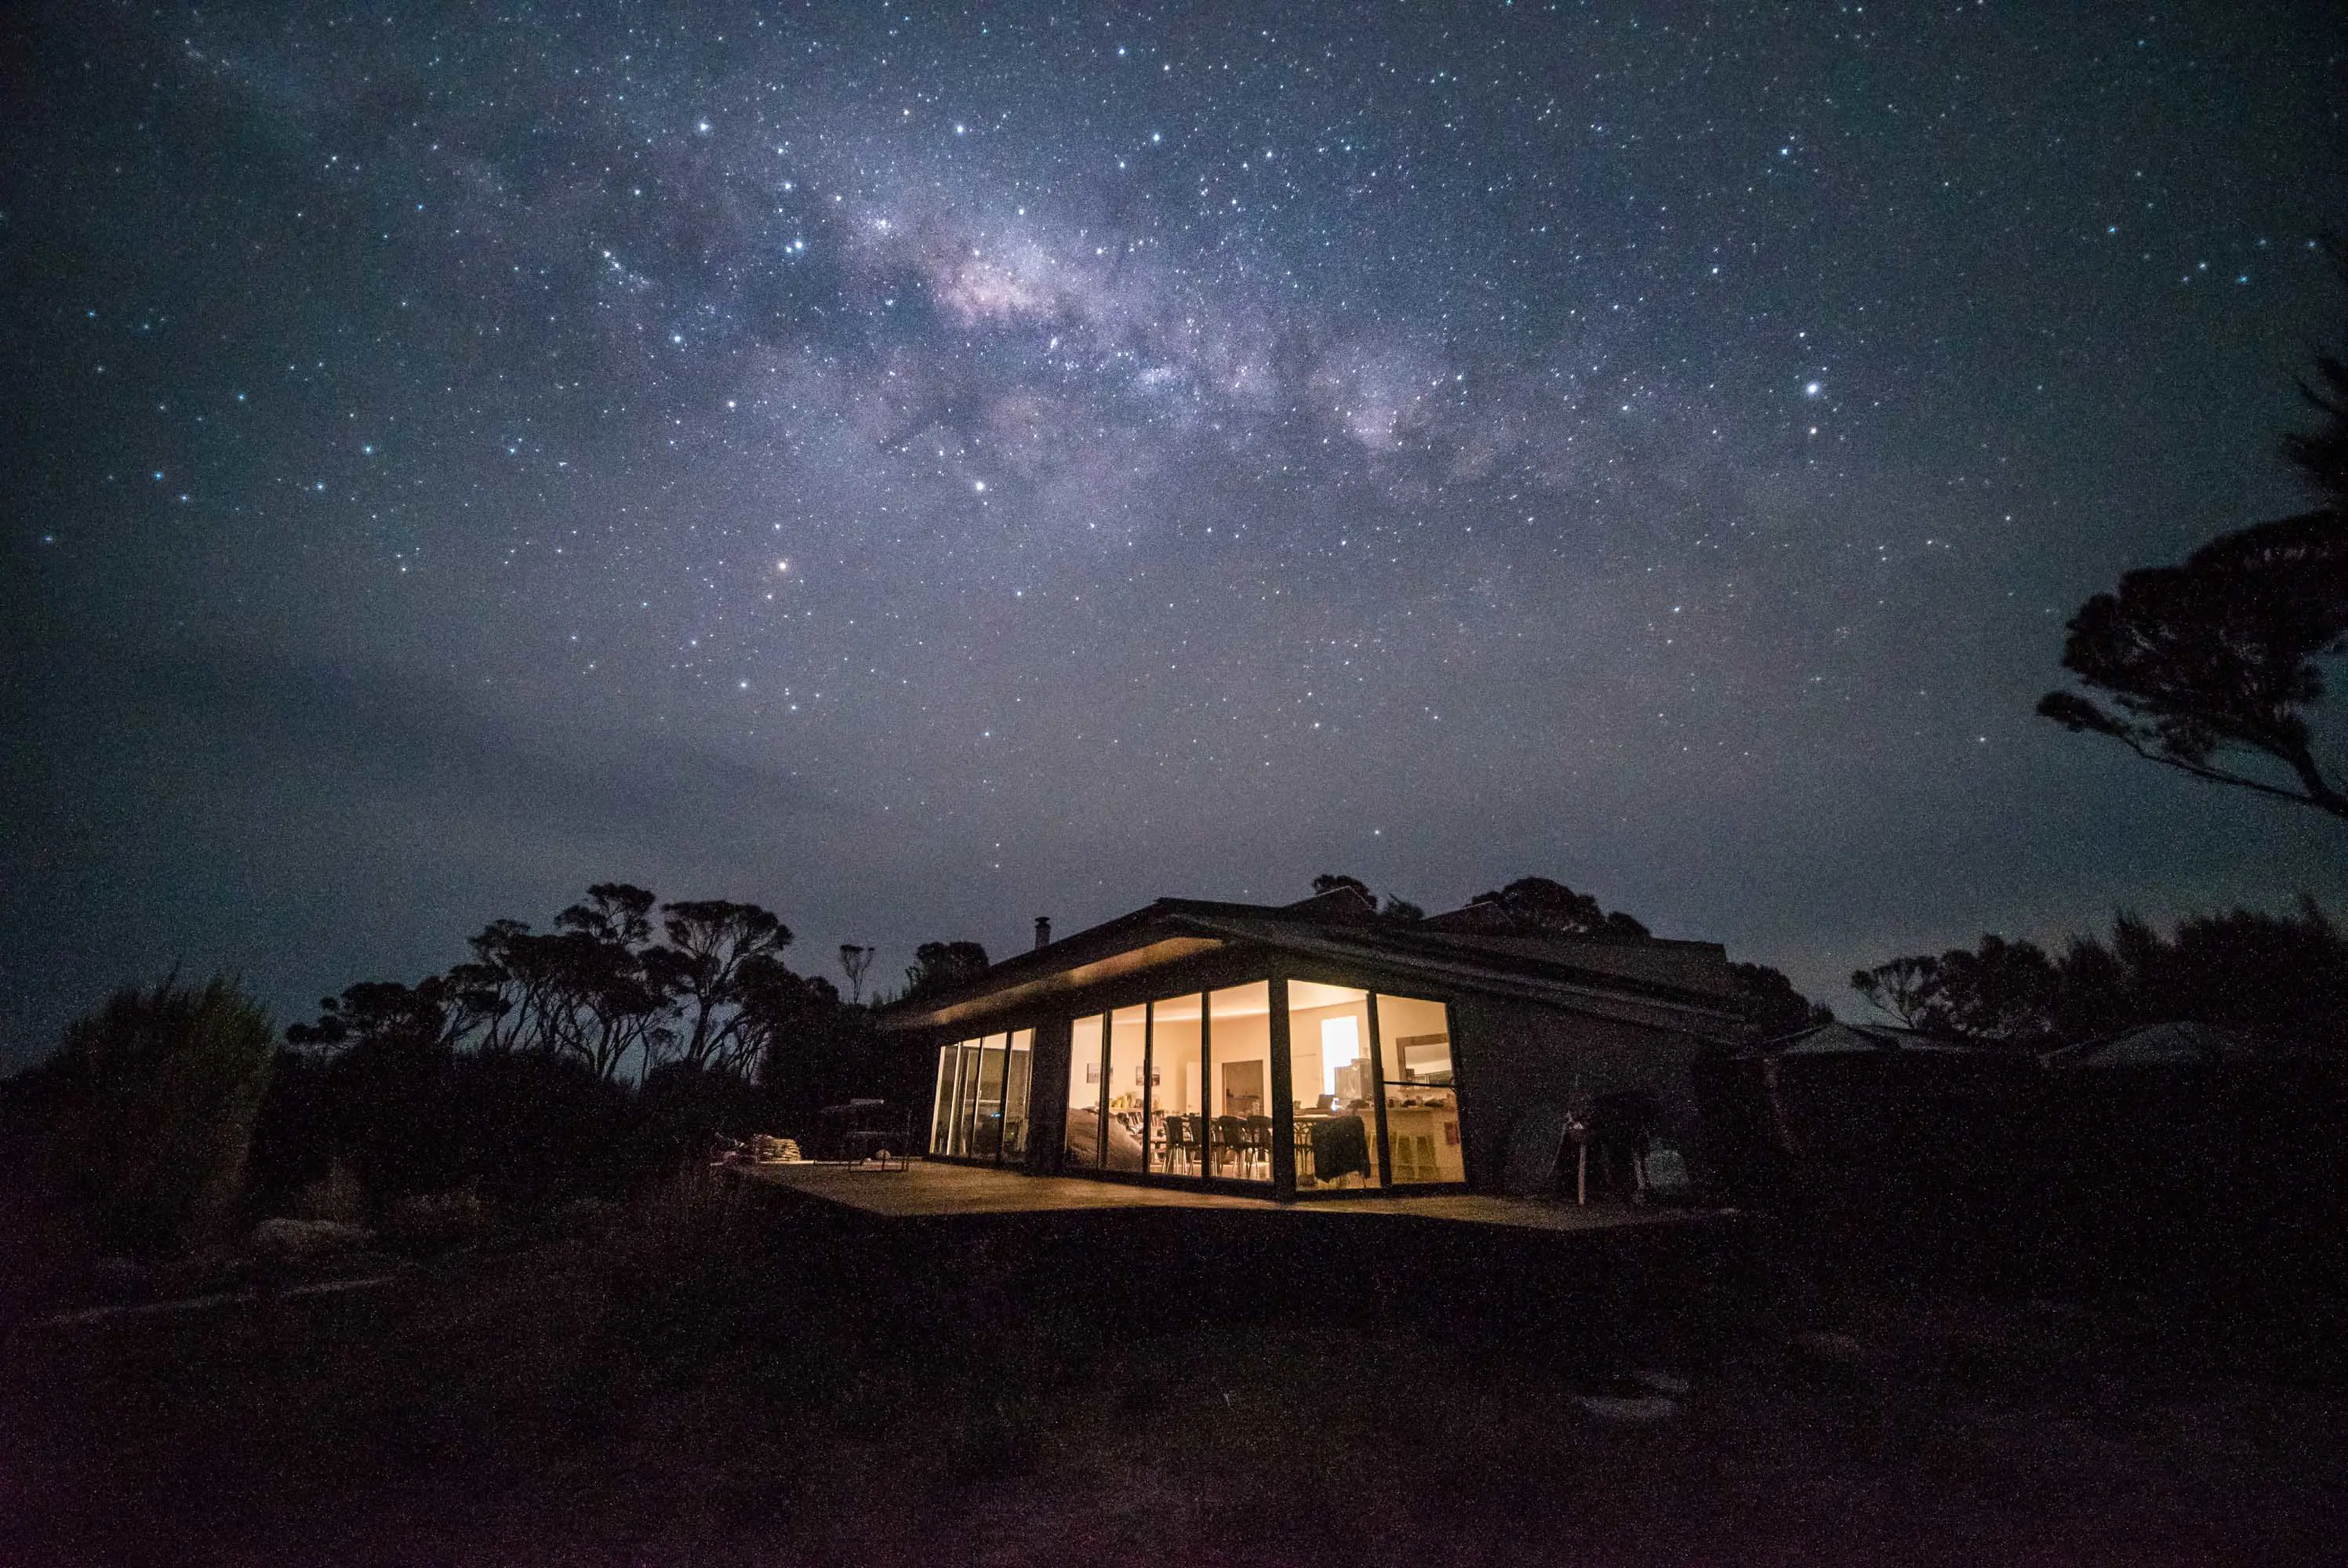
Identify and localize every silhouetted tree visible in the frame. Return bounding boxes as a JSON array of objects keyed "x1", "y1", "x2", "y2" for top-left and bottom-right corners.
[
  {"x1": 2038, "y1": 511, "x2": 2348, "y2": 819},
  {"x1": 1306, "y1": 873, "x2": 1424, "y2": 922},
  {"x1": 2039, "y1": 263, "x2": 2348, "y2": 819},
  {"x1": 645, "y1": 899, "x2": 793, "y2": 1073},
  {"x1": 1852, "y1": 902, "x2": 2348, "y2": 1051},
  {"x1": 536, "y1": 885, "x2": 671, "y2": 1078},
  {"x1": 286, "y1": 976, "x2": 470, "y2": 1055},
  {"x1": 1728, "y1": 962, "x2": 1833, "y2": 1039},
  {"x1": 747, "y1": 969, "x2": 858, "y2": 1116},
  {"x1": 1849, "y1": 954, "x2": 1940, "y2": 1031},
  {"x1": 901, "y1": 940, "x2": 990, "y2": 1000},
  {"x1": 1474, "y1": 876, "x2": 1652, "y2": 941},
  {"x1": 838, "y1": 944, "x2": 875, "y2": 1004},
  {"x1": 1852, "y1": 937, "x2": 2064, "y2": 1044}
]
